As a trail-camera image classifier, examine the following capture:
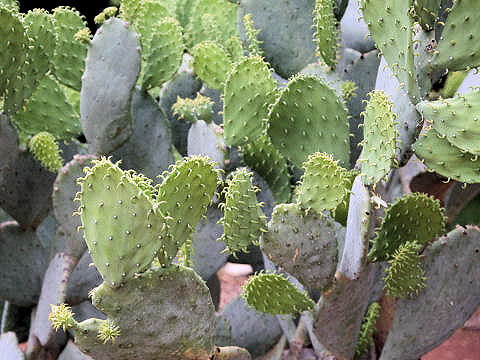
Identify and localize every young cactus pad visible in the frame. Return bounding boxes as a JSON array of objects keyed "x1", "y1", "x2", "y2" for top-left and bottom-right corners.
[
  {"x1": 155, "y1": 155, "x2": 221, "y2": 265},
  {"x1": 76, "y1": 158, "x2": 166, "y2": 287},
  {"x1": 368, "y1": 193, "x2": 446, "y2": 262},
  {"x1": 28, "y1": 132, "x2": 64, "y2": 173},
  {"x1": 241, "y1": 271, "x2": 314, "y2": 315},
  {"x1": 358, "y1": 90, "x2": 398, "y2": 185},
  {"x1": 218, "y1": 168, "x2": 267, "y2": 256},
  {"x1": 296, "y1": 152, "x2": 350, "y2": 213},
  {"x1": 312, "y1": 0, "x2": 338, "y2": 69}
]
